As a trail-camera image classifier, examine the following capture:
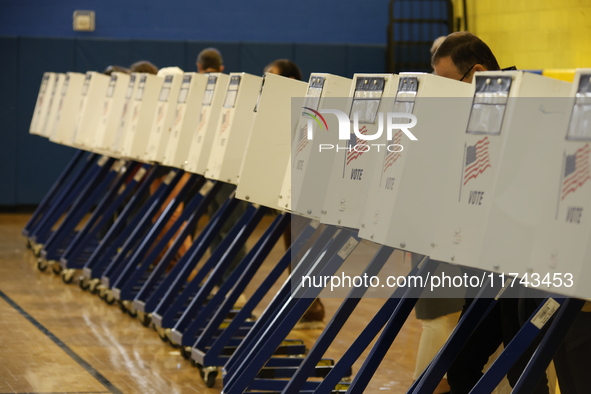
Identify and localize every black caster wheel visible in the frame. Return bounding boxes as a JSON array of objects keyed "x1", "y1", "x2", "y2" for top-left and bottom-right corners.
[
  {"x1": 61, "y1": 269, "x2": 75, "y2": 284},
  {"x1": 158, "y1": 331, "x2": 169, "y2": 344},
  {"x1": 89, "y1": 280, "x2": 100, "y2": 294},
  {"x1": 191, "y1": 359, "x2": 201, "y2": 369},
  {"x1": 180, "y1": 346, "x2": 191, "y2": 360},
  {"x1": 79, "y1": 277, "x2": 90, "y2": 291},
  {"x1": 37, "y1": 259, "x2": 48, "y2": 272},
  {"x1": 52, "y1": 262, "x2": 62, "y2": 275},
  {"x1": 202, "y1": 367, "x2": 218, "y2": 388},
  {"x1": 139, "y1": 313, "x2": 151, "y2": 327},
  {"x1": 127, "y1": 308, "x2": 137, "y2": 318},
  {"x1": 100, "y1": 290, "x2": 115, "y2": 305}
]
